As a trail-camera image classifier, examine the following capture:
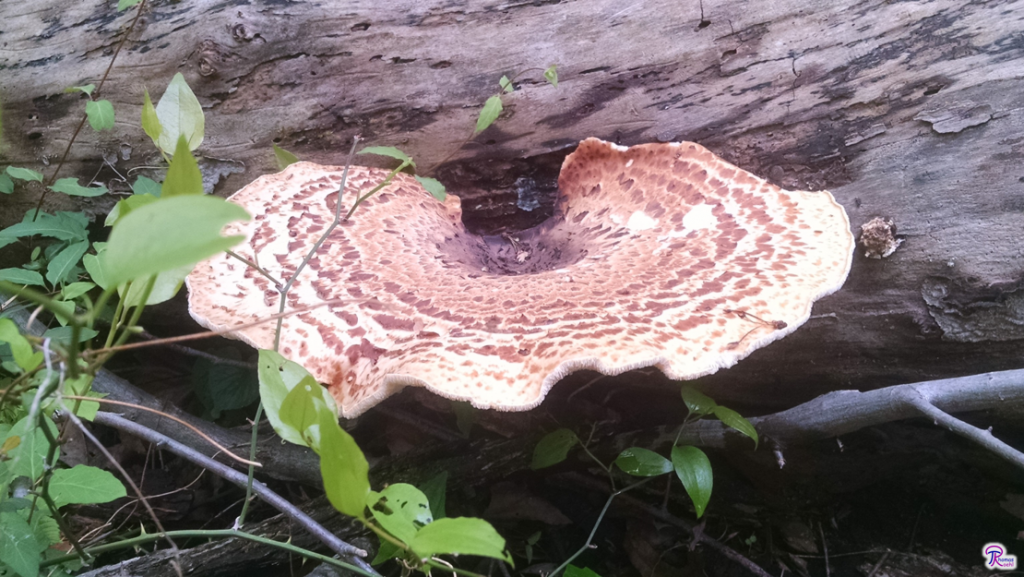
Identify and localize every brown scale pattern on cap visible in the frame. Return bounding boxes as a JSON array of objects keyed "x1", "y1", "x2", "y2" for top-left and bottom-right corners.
[{"x1": 187, "y1": 138, "x2": 854, "y2": 417}]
